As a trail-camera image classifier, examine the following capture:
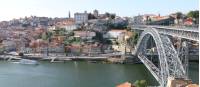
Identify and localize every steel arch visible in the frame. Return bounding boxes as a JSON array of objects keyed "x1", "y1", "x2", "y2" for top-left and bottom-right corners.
[{"x1": 133, "y1": 28, "x2": 186, "y2": 87}]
